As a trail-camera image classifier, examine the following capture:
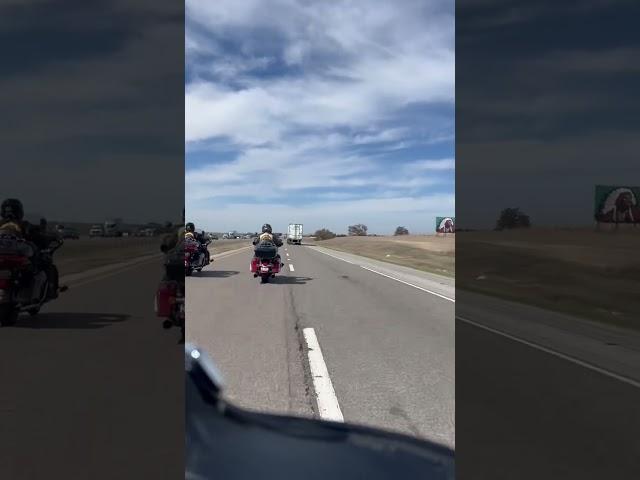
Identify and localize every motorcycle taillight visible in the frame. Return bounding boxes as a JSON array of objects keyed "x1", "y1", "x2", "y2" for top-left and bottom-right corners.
[{"x1": 0, "y1": 278, "x2": 11, "y2": 289}]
